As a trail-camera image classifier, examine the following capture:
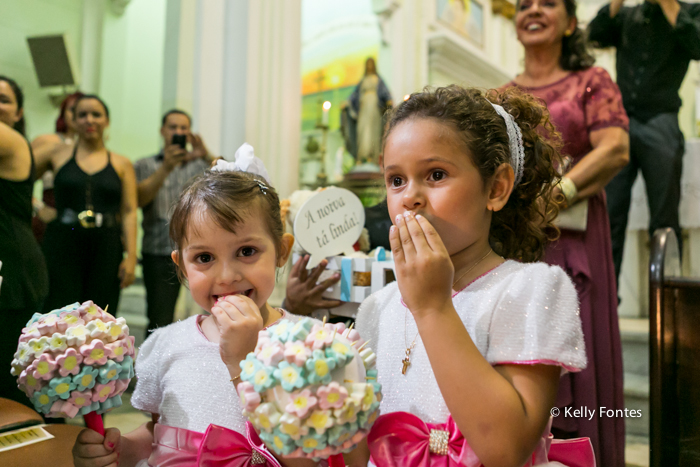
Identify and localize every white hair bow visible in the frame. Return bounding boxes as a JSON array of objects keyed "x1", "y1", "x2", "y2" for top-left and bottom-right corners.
[{"x1": 211, "y1": 142, "x2": 271, "y2": 185}]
